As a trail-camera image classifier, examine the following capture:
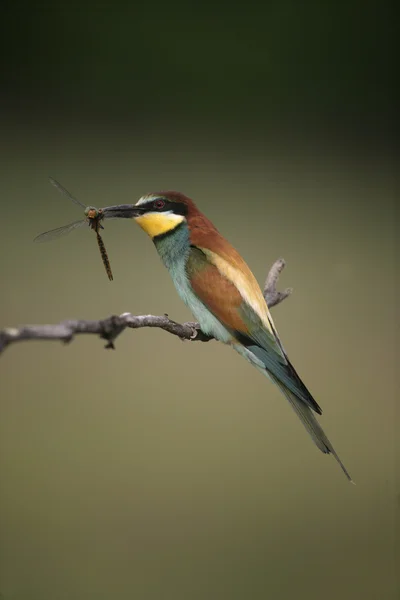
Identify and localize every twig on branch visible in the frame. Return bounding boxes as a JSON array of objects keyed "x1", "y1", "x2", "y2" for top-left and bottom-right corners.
[
  {"x1": 0, "y1": 258, "x2": 291, "y2": 355},
  {"x1": 263, "y1": 258, "x2": 292, "y2": 307}
]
